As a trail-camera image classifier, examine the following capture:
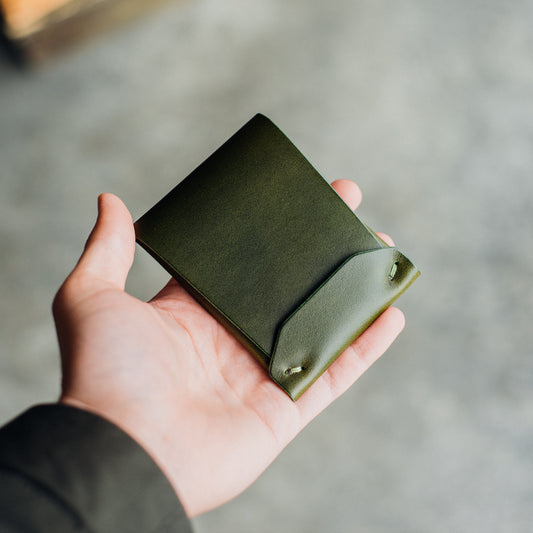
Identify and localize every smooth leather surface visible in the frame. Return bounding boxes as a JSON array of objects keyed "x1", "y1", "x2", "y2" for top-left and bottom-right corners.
[
  {"x1": 270, "y1": 248, "x2": 418, "y2": 400},
  {"x1": 134, "y1": 114, "x2": 420, "y2": 400}
]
